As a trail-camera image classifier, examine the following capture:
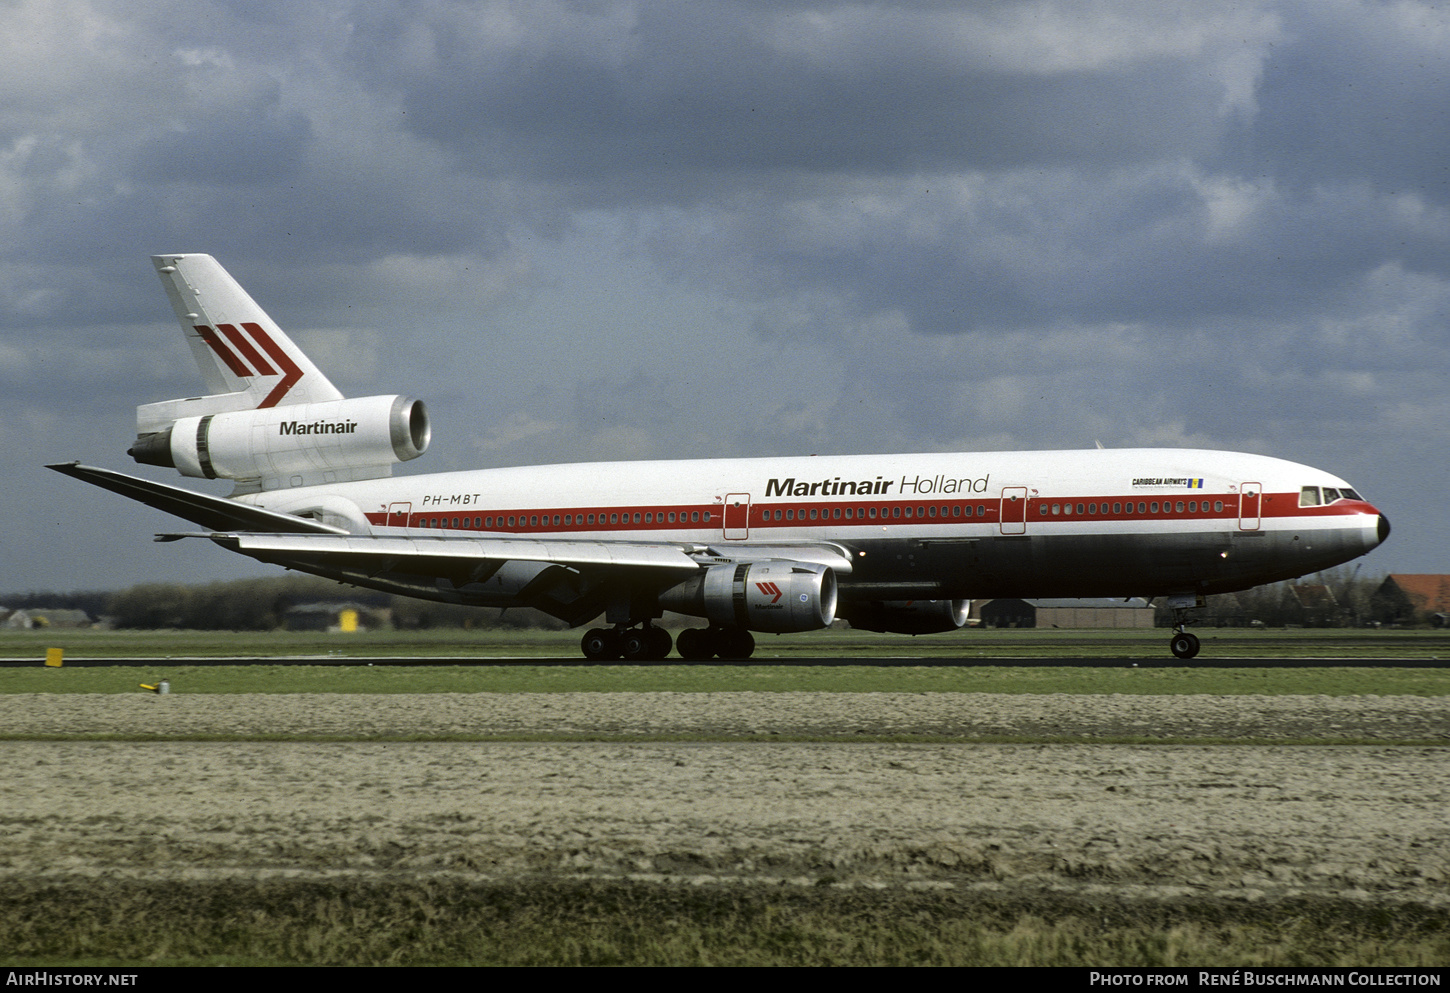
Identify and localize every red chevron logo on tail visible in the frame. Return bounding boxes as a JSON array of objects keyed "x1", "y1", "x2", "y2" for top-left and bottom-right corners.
[{"x1": 193, "y1": 323, "x2": 304, "y2": 407}]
